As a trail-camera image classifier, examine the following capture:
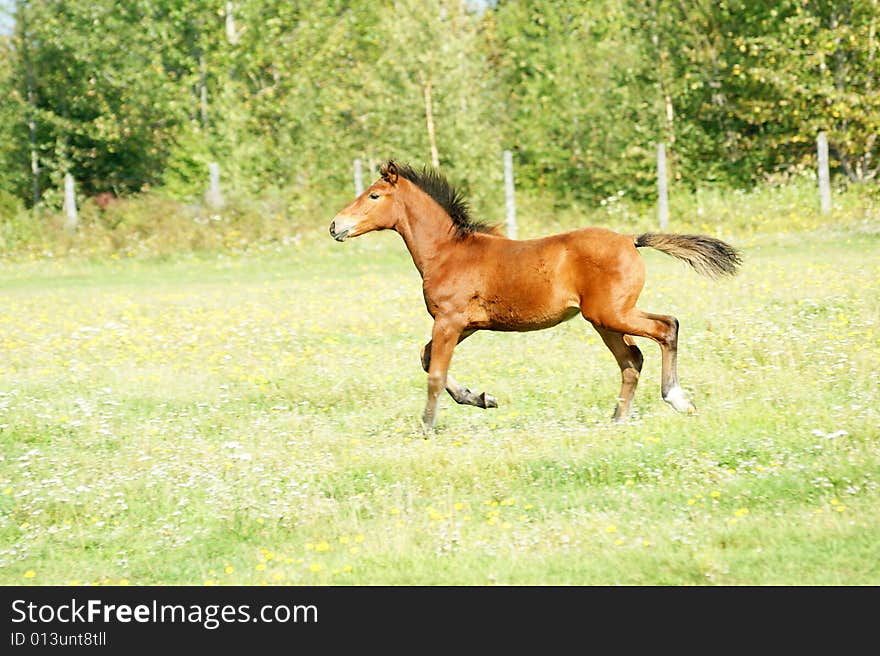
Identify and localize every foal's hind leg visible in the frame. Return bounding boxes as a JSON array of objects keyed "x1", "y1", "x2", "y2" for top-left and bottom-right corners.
[
  {"x1": 421, "y1": 331, "x2": 497, "y2": 410},
  {"x1": 594, "y1": 327, "x2": 643, "y2": 421},
  {"x1": 595, "y1": 310, "x2": 696, "y2": 414},
  {"x1": 639, "y1": 312, "x2": 694, "y2": 413}
]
